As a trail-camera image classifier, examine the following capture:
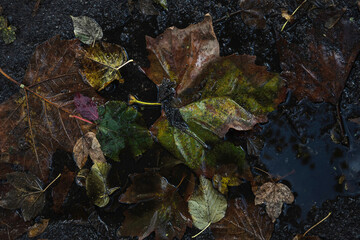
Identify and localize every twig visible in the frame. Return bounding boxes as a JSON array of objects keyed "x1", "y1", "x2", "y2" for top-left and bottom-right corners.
[
  {"x1": 281, "y1": 0, "x2": 307, "y2": 32},
  {"x1": 303, "y1": 212, "x2": 331, "y2": 237}
]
